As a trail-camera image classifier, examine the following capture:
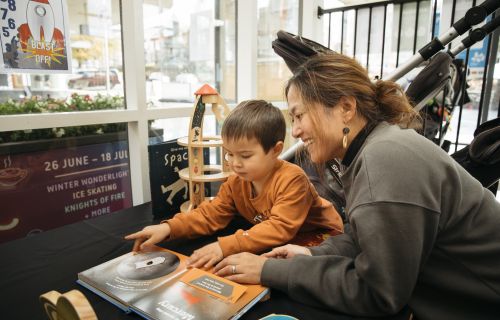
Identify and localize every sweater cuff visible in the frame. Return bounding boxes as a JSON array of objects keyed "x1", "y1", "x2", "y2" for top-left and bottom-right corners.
[
  {"x1": 217, "y1": 234, "x2": 240, "y2": 257},
  {"x1": 261, "y1": 258, "x2": 292, "y2": 293},
  {"x1": 164, "y1": 218, "x2": 184, "y2": 240}
]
